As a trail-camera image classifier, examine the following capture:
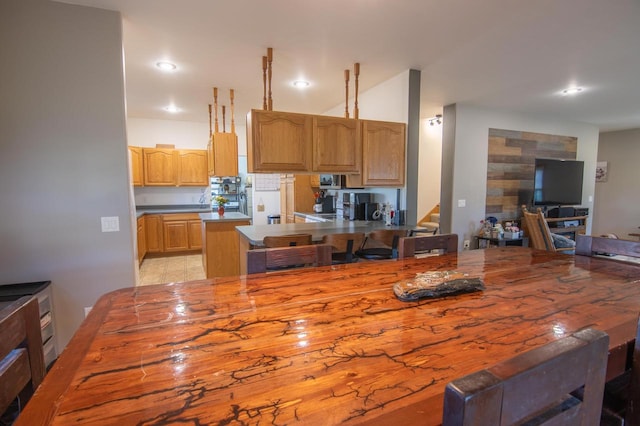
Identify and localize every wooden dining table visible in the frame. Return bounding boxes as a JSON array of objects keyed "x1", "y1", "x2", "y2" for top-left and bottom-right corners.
[{"x1": 17, "y1": 248, "x2": 640, "y2": 425}]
